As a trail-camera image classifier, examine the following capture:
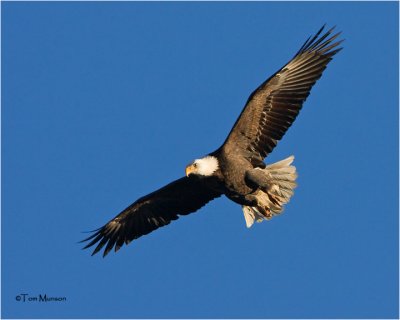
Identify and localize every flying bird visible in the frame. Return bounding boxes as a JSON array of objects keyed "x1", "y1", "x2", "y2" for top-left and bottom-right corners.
[{"x1": 82, "y1": 25, "x2": 343, "y2": 257}]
